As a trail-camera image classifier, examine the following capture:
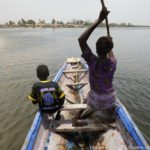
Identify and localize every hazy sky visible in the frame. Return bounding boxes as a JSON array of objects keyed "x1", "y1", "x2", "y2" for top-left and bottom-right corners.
[{"x1": 0, "y1": 0, "x2": 150, "y2": 25}]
